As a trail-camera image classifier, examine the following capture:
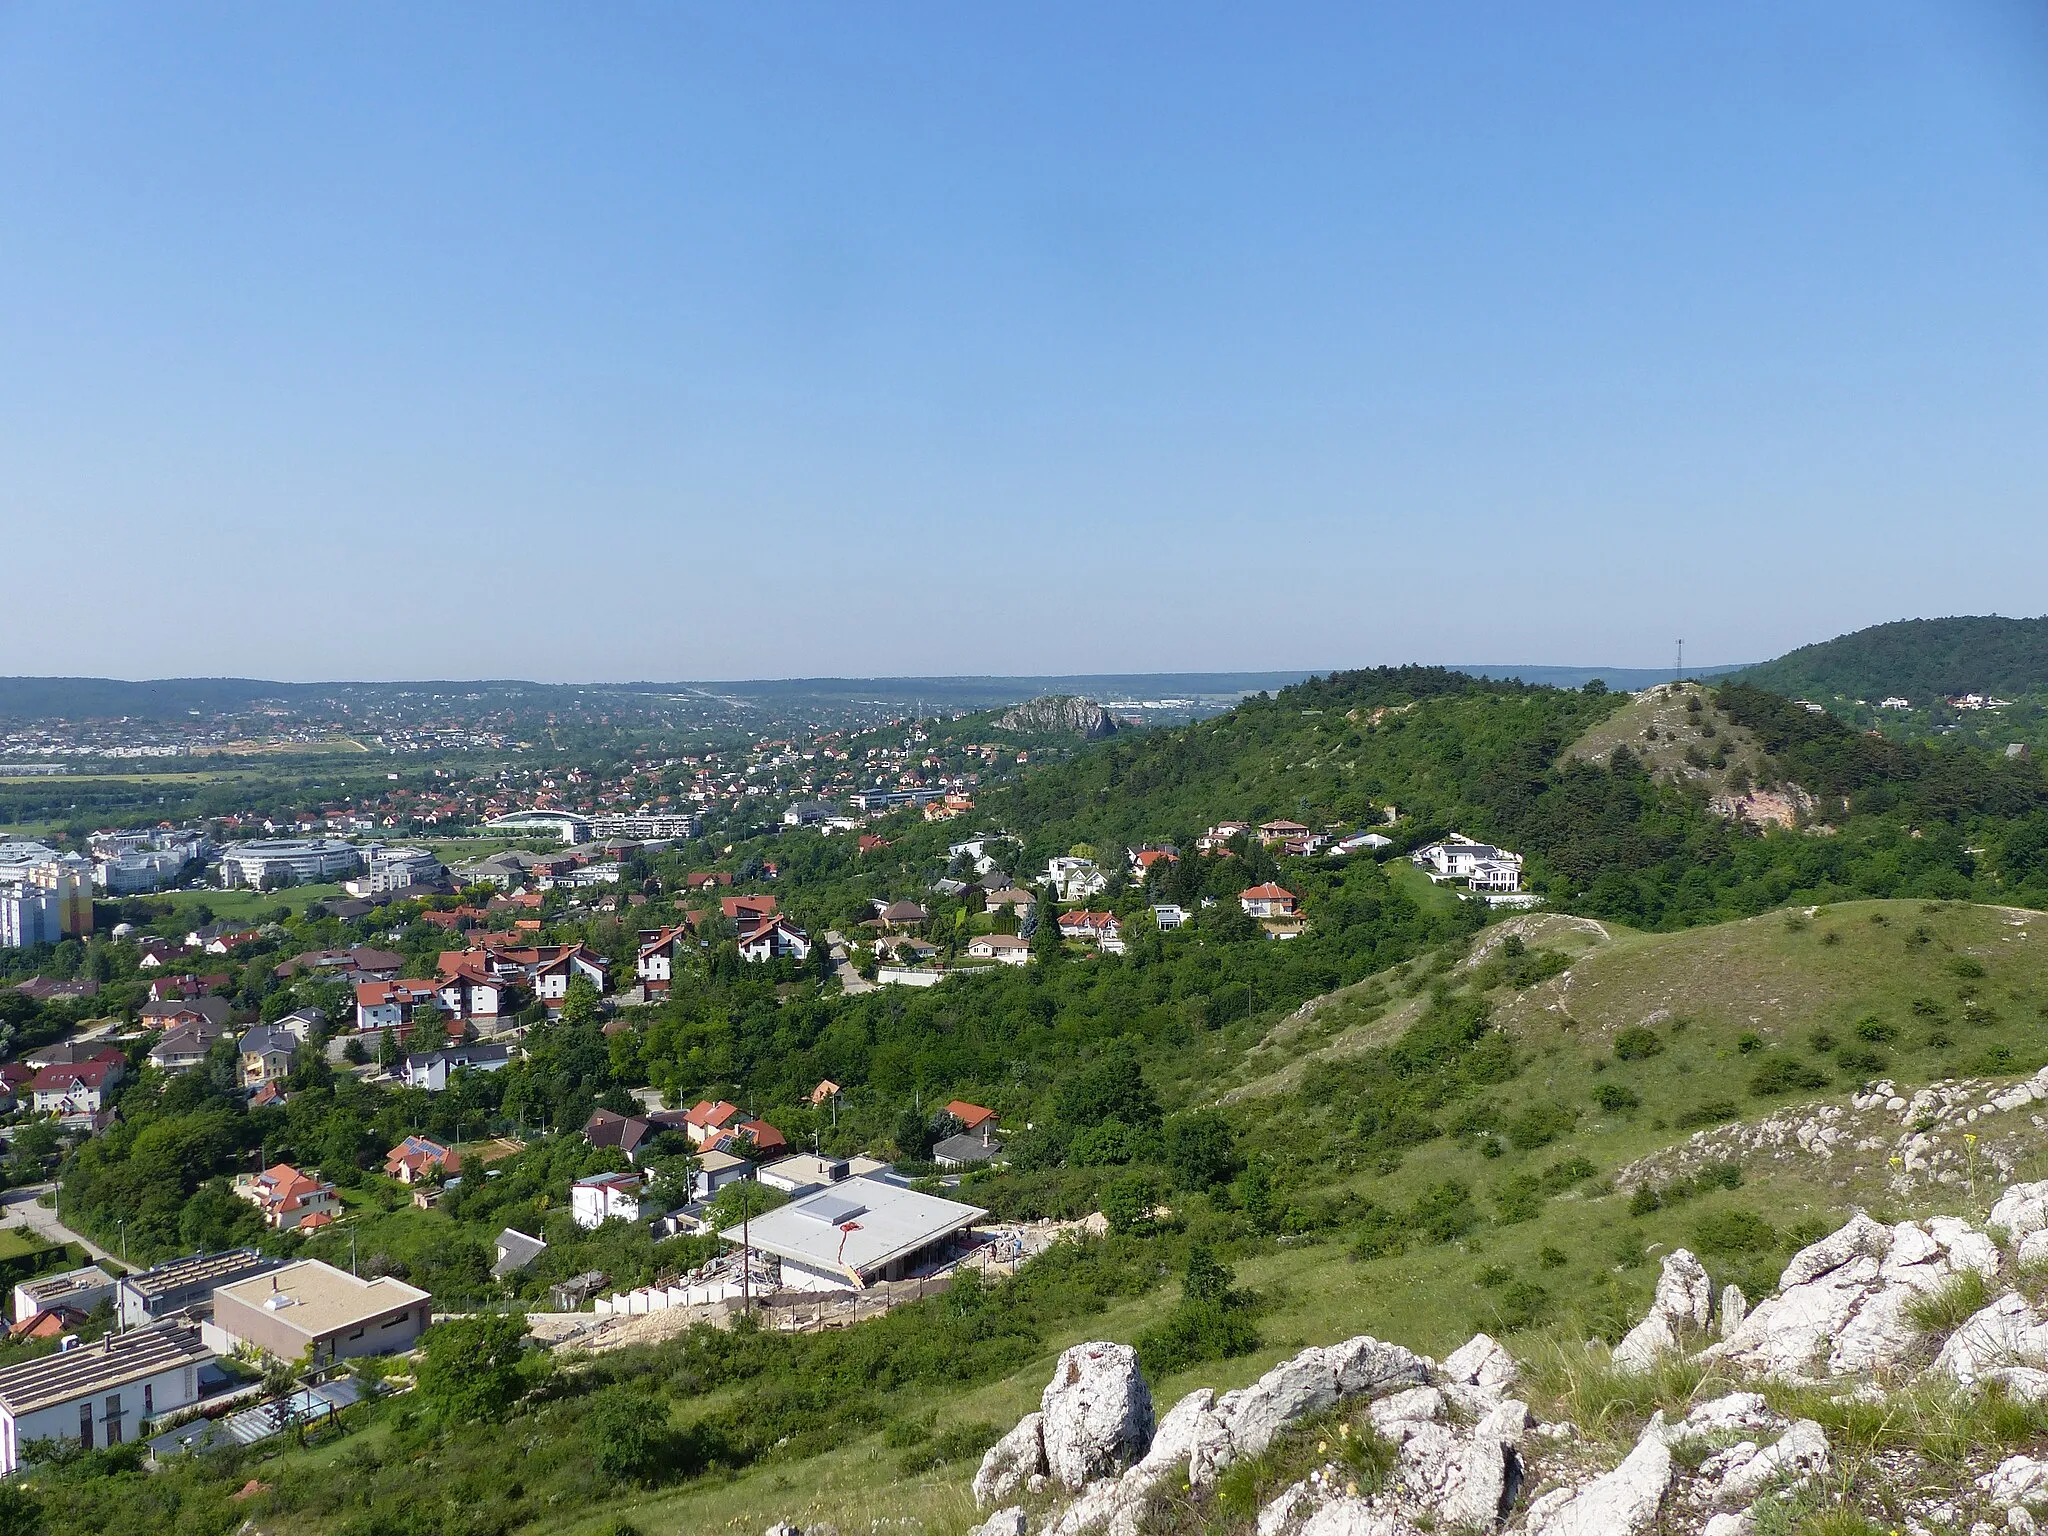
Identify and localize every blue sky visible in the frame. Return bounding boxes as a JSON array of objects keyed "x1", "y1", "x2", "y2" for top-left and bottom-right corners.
[{"x1": 3, "y1": 3, "x2": 2045, "y2": 682}]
